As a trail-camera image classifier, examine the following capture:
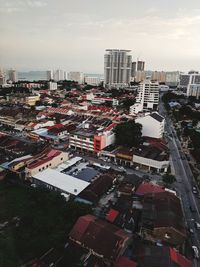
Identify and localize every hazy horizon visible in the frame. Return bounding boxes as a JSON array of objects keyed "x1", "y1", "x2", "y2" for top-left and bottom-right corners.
[{"x1": 1, "y1": 0, "x2": 200, "y2": 73}]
